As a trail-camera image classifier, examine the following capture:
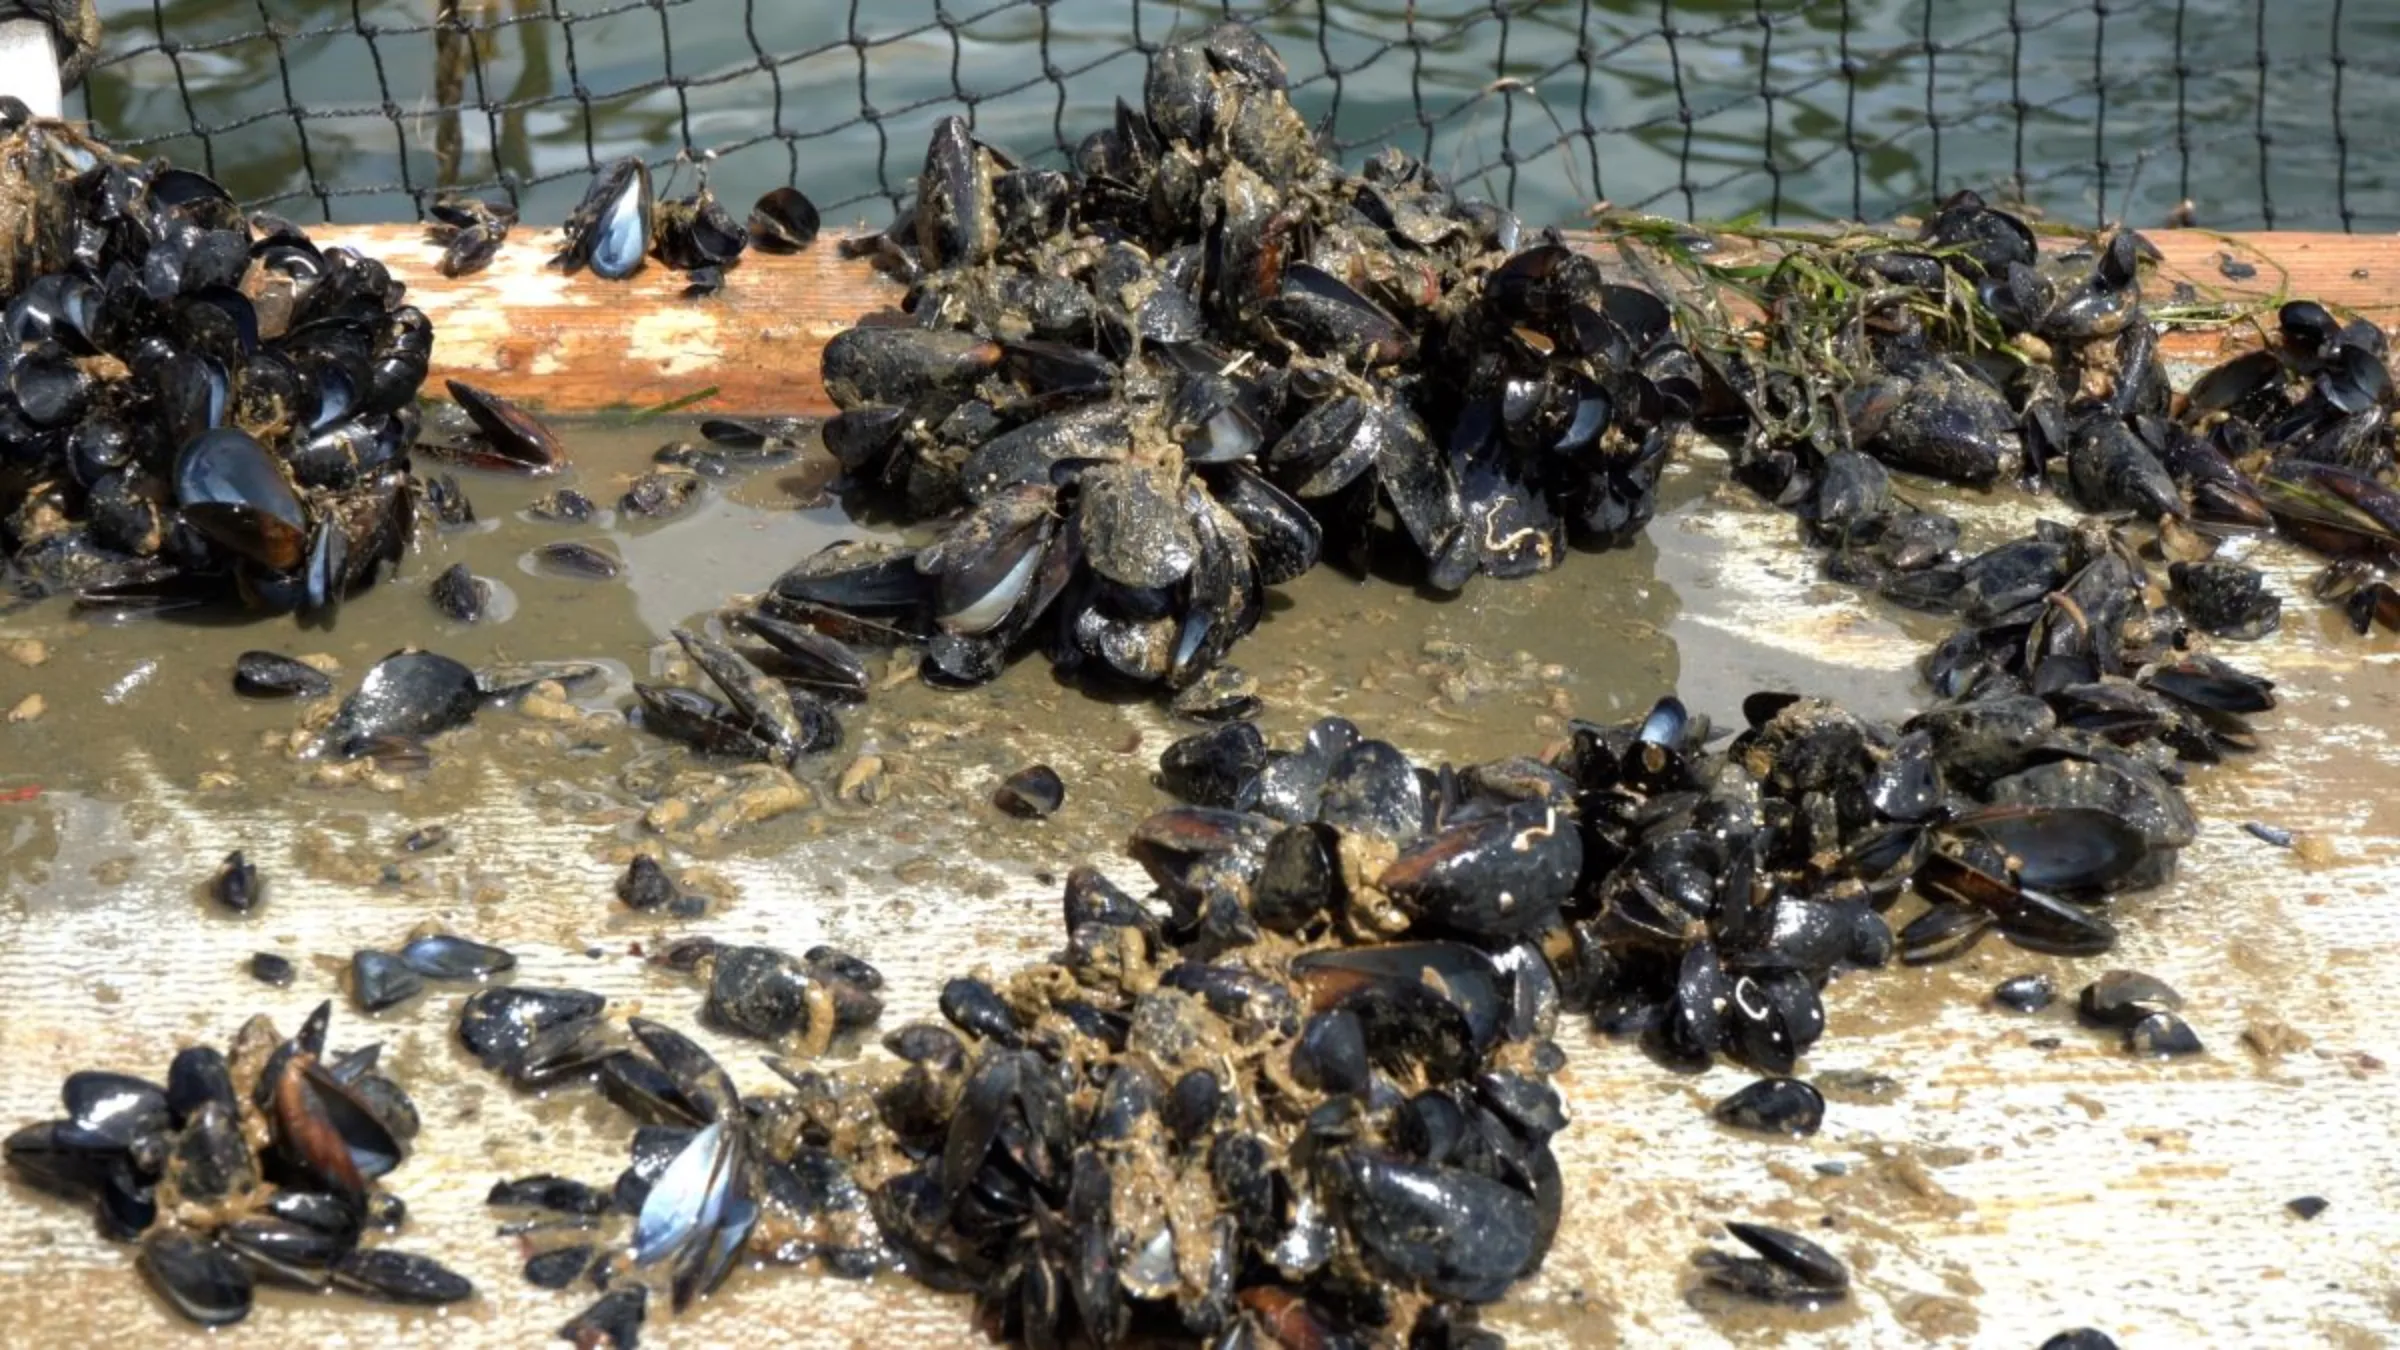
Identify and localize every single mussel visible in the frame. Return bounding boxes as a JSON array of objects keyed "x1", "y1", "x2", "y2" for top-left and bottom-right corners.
[
  {"x1": 749, "y1": 187, "x2": 821, "y2": 253},
  {"x1": 441, "y1": 380, "x2": 567, "y2": 473},
  {"x1": 559, "y1": 156, "x2": 653, "y2": 280},
  {"x1": 320, "y1": 650, "x2": 483, "y2": 757},
  {"x1": 174, "y1": 428, "x2": 309, "y2": 571}
]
